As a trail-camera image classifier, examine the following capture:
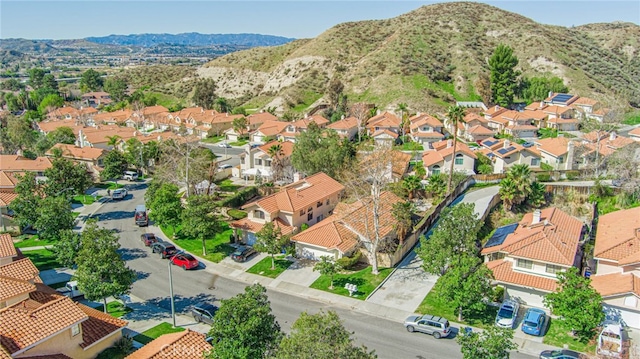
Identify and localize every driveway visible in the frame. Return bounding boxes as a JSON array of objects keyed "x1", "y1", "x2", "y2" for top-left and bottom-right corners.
[{"x1": 270, "y1": 258, "x2": 320, "y2": 288}]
